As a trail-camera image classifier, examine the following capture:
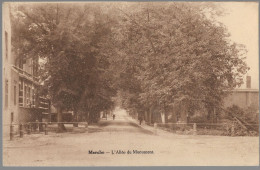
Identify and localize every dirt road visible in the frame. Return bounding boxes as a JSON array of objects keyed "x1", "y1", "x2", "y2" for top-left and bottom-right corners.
[{"x1": 3, "y1": 109, "x2": 259, "y2": 166}]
